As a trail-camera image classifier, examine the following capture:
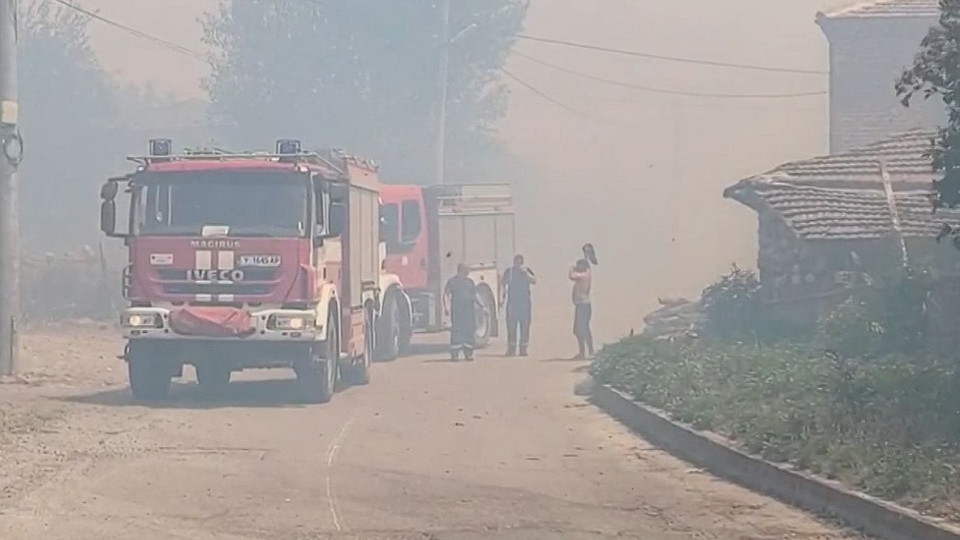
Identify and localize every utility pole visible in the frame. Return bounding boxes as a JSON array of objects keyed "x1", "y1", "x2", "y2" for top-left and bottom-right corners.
[
  {"x1": 670, "y1": 100, "x2": 681, "y2": 268},
  {"x1": 432, "y1": 0, "x2": 450, "y2": 185},
  {"x1": 0, "y1": 0, "x2": 21, "y2": 377}
]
